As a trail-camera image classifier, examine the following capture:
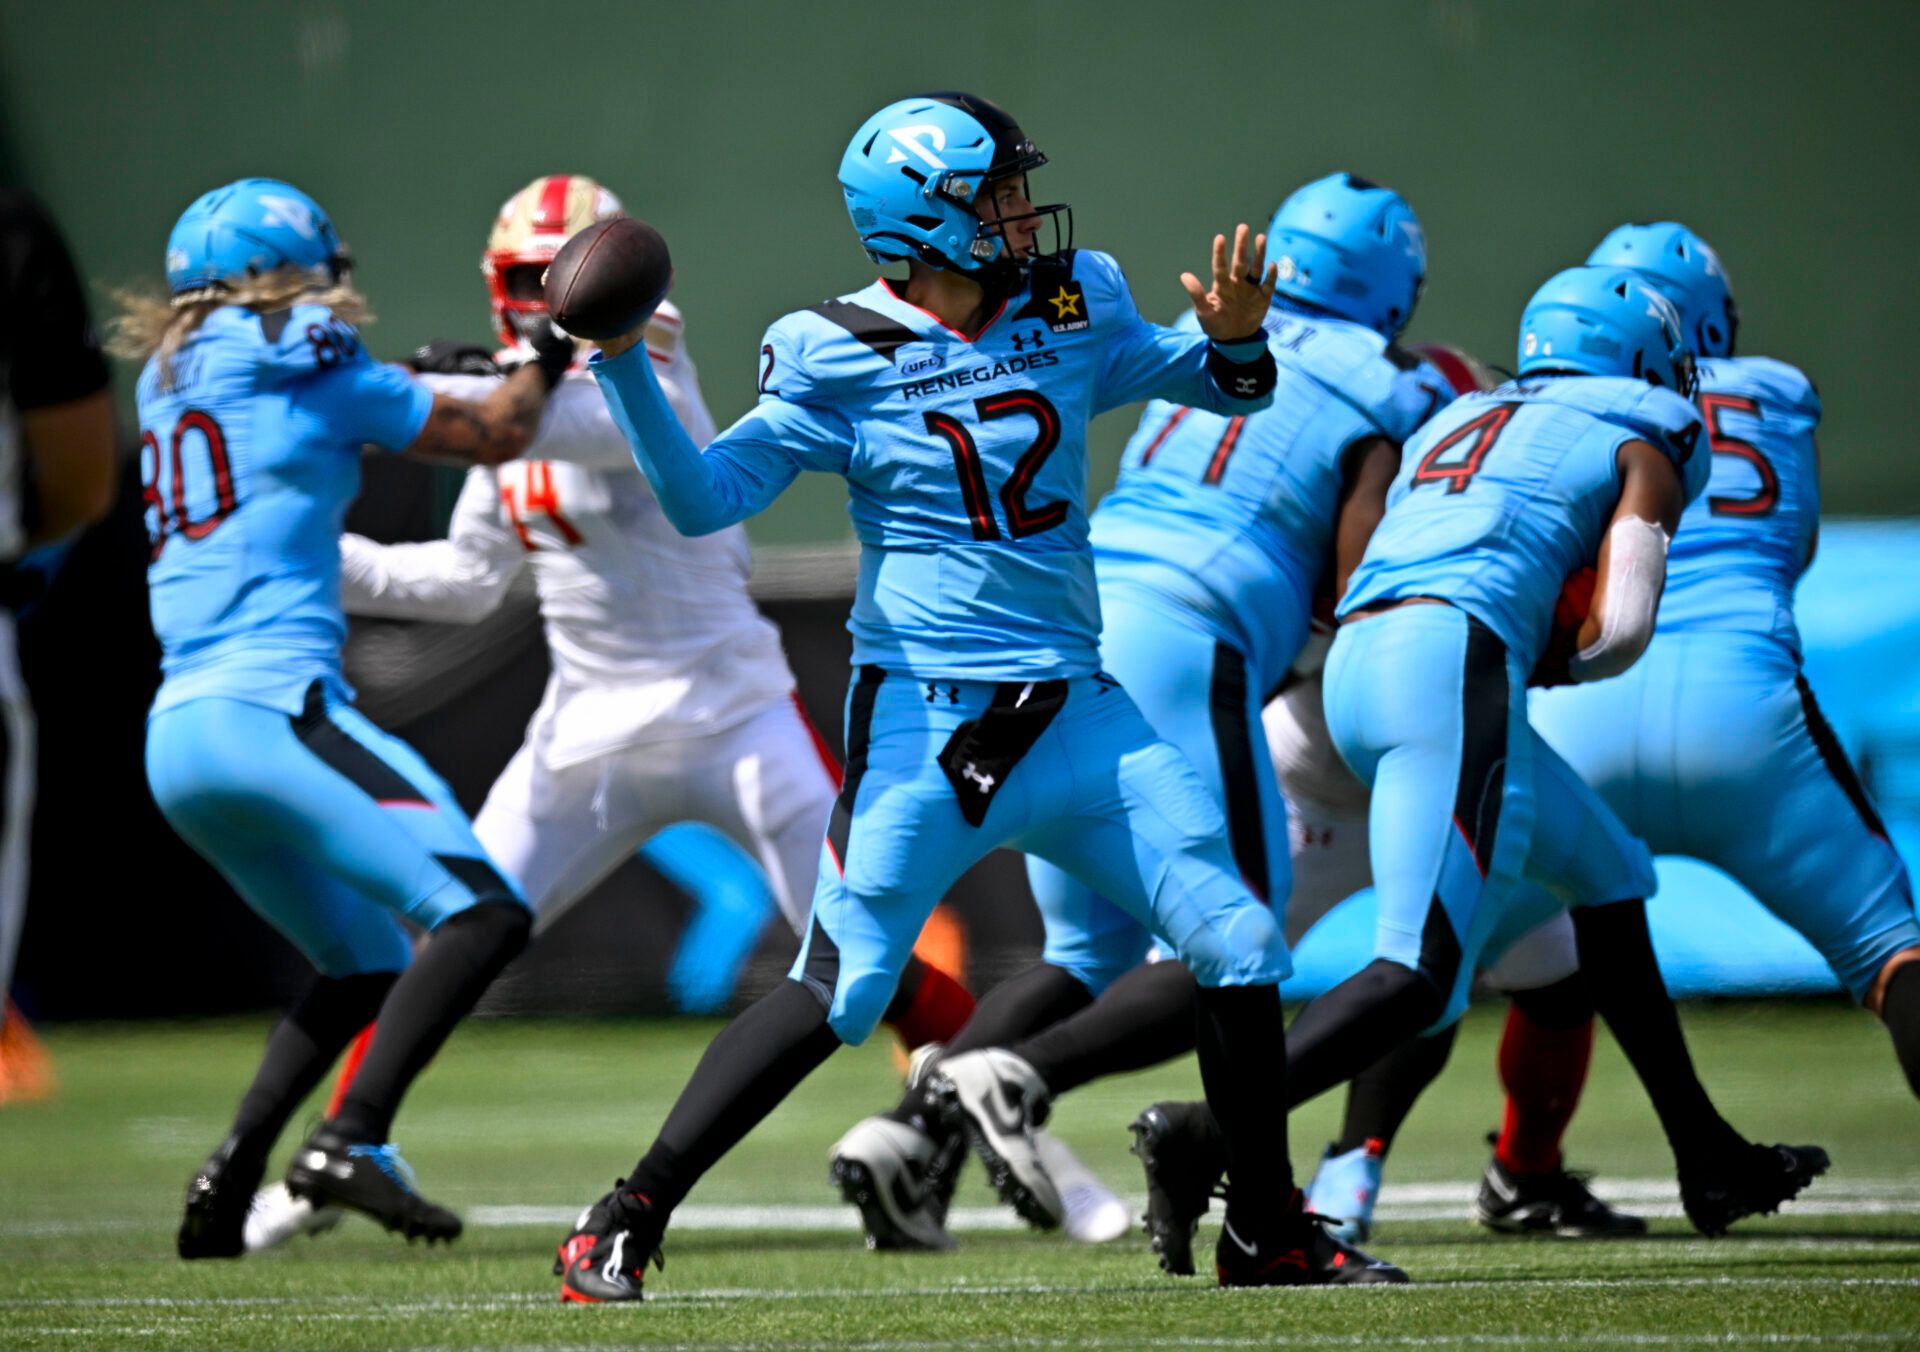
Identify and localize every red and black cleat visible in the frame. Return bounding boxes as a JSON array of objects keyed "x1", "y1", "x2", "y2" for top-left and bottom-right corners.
[
  {"x1": 555, "y1": 1184, "x2": 664, "y2": 1304},
  {"x1": 1216, "y1": 1203, "x2": 1408, "y2": 1288}
]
